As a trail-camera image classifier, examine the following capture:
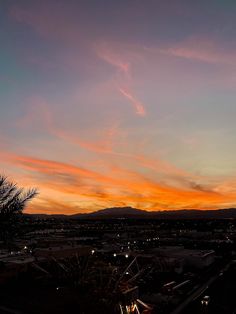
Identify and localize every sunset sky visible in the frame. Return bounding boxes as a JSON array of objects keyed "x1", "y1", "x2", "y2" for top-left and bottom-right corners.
[{"x1": 1, "y1": 0, "x2": 236, "y2": 214}]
